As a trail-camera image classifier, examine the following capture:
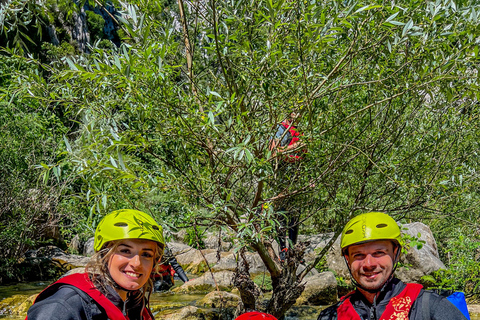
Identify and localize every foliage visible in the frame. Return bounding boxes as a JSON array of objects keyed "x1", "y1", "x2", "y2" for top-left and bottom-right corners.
[
  {"x1": 422, "y1": 233, "x2": 480, "y2": 301},
  {"x1": 86, "y1": 10, "x2": 105, "y2": 41},
  {"x1": 1, "y1": 0, "x2": 480, "y2": 315},
  {"x1": 0, "y1": 54, "x2": 70, "y2": 282},
  {"x1": 253, "y1": 273, "x2": 273, "y2": 292}
]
